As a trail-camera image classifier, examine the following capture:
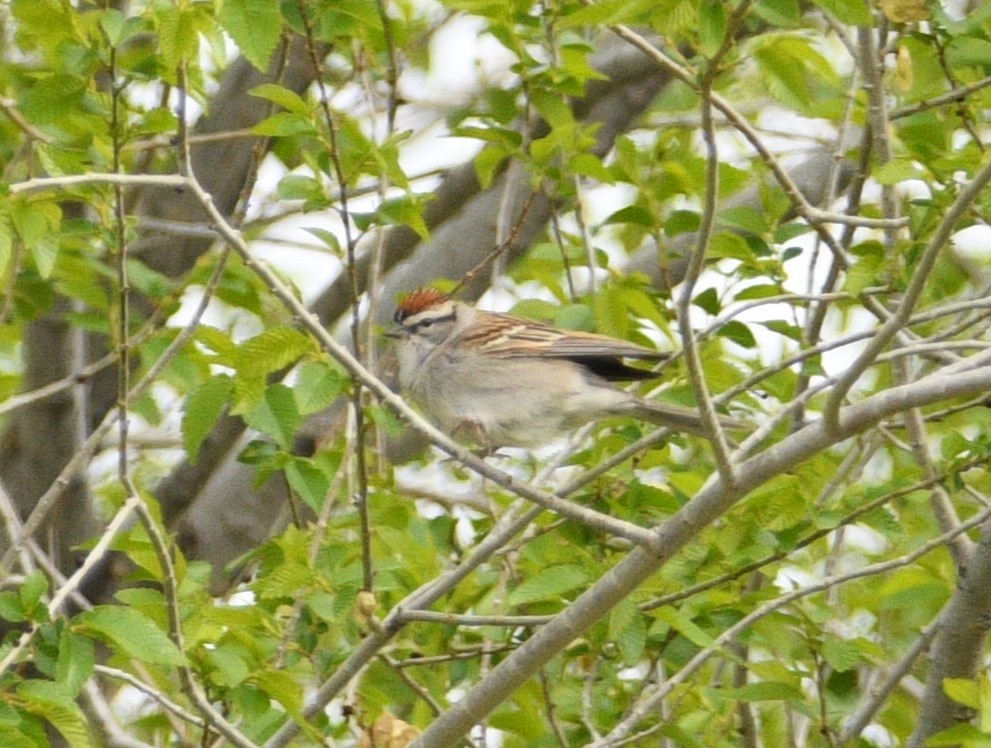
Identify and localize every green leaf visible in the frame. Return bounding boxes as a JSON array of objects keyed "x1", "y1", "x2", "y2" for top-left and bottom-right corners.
[
  {"x1": 603, "y1": 205, "x2": 655, "y2": 227},
  {"x1": 754, "y1": 0, "x2": 801, "y2": 27},
  {"x1": 693, "y1": 287, "x2": 721, "y2": 315},
  {"x1": 507, "y1": 565, "x2": 588, "y2": 606},
  {"x1": 717, "y1": 681, "x2": 804, "y2": 702},
  {"x1": 294, "y1": 360, "x2": 346, "y2": 415},
  {"x1": 665, "y1": 210, "x2": 701, "y2": 236},
  {"x1": 734, "y1": 284, "x2": 781, "y2": 301},
  {"x1": 651, "y1": 608, "x2": 716, "y2": 649},
  {"x1": 844, "y1": 254, "x2": 884, "y2": 295},
  {"x1": 218, "y1": 0, "x2": 282, "y2": 72},
  {"x1": 233, "y1": 327, "x2": 313, "y2": 378},
  {"x1": 11, "y1": 200, "x2": 61, "y2": 279},
  {"x1": 249, "y1": 670, "x2": 305, "y2": 718},
  {"x1": 74, "y1": 606, "x2": 186, "y2": 666},
  {"x1": 156, "y1": 5, "x2": 199, "y2": 77},
  {"x1": 699, "y1": 0, "x2": 727, "y2": 56},
  {"x1": 875, "y1": 158, "x2": 925, "y2": 185},
  {"x1": 284, "y1": 456, "x2": 330, "y2": 511},
  {"x1": 19, "y1": 570, "x2": 48, "y2": 614},
  {"x1": 822, "y1": 637, "x2": 861, "y2": 672},
  {"x1": 707, "y1": 232, "x2": 754, "y2": 262},
  {"x1": 760, "y1": 319, "x2": 803, "y2": 341},
  {"x1": 182, "y1": 375, "x2": 233, "y2": 463},
  {"x1": 753, "y1": 35, "x2": 838, "y2": 113},
  {"x1": 608, "y1": 599, "x2": 647, "y2": 663},
  {"x1": 717, "y1": 320, "x2": 757, "y2": 348},
  {"x1": 249, "y1": 83, "x2": 310, "y2": 115},
  {"x1": 474, "y1": 144, "x2": 511, "y2": 190},
  {"x1": 811, "y1": 0, "x2": 871, "y2": 24},
  {"x1": 99, "y1": 8, "x2": 127, "y2": 45},
  {"x1": 255, "y1": 113, "x2": 318, "y2": 138},
  {"x1": 944, "y1": 678, "x2": 980, "y2": 709},
  {"x1": 0, "y1": 210, "x2": 12, "y2": 275},
  {"x1": 276, "y1": 173, "x2": 326, "y2": 202},
  {"x1": 718, "y1": 206, "x2": 769, "y2": 236},
  {"x1": 55, "y1": 631, "x2": 95, "y2": 696},
  {"x1": 0, "y1": 591, "x2": 25, "y2": 622},
  {"x1": 377, "y1": 194, "x2": 430, "y2": 239},
  {"x1": 926, "y1": 724, "x2": 991, "y2": 746},
  {"x1": 946, "y1": 36, "x2": 991, "y2": 67},
  {"x1": 16, "y1": 681, "x2": 89, "y2": 748},
  {"x1": 244, "y1": 384, "x2": 301, "y2": 450}
]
